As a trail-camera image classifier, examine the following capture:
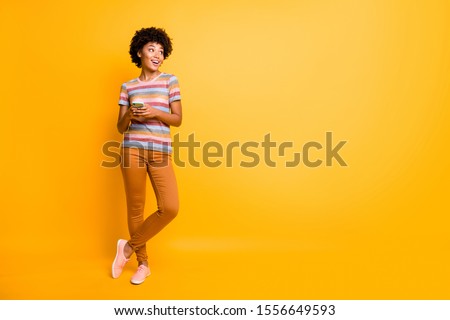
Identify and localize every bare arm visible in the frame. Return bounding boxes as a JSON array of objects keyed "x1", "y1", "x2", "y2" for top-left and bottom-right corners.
[{"x1": 117, "y1": 105, "x2": 133, "y2": 134}]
